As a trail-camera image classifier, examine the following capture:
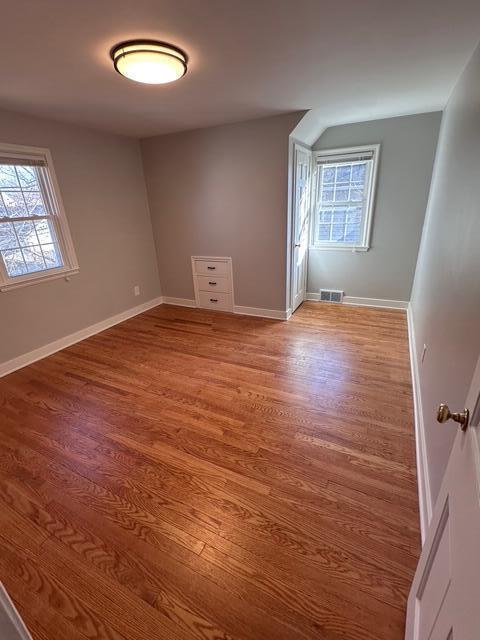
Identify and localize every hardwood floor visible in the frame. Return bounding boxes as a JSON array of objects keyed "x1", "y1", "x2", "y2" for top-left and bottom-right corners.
[{"x1": 0, "y1": 301, "x2": 419, "y2": 640}]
